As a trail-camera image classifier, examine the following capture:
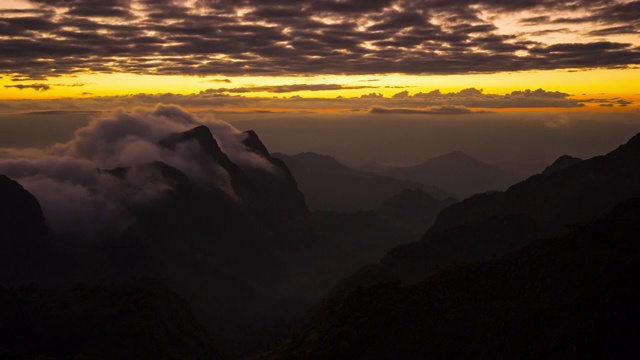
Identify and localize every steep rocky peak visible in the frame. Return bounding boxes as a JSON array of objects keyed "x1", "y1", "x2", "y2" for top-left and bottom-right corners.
[
  {"x1": 242, "y1": 130, "x2": 270, "y2": 158},
  {"x1": 158, "y1": 125, "x2": 238, "y2": 172}
]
